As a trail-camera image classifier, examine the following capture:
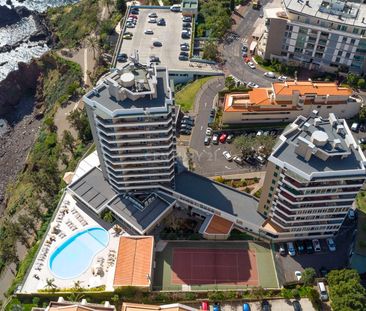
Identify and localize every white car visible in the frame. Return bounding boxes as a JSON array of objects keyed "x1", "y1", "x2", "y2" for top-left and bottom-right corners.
[
  {"x1": 205, "y1": 127, "x2": 213, "y2": 136},
  {"x1": 278, "y1": 75, "x2": 288, "y2": 82},
  {"x1": 326, "y1": 238, "x2": 336, "y2": 252},
  {"x1": 287, "y1": 242, "x2": 296, "y2": 256},
  {"x1": 148, "y1": 18, "x2": 157, "y2": 23},
  {"x1": 294, "y1": 271, "x2": 302, "y2": 281},
  {"x1": 144, "y1": 29, "x2": 154, "y2": 34},
  {"x1": 312, "y1": 239, "x2": 321, "y2": 252},
  {"x1": 148, "y1": 12, "x2": 157, "y2": 18},
  {"x1": 247, "y1": 82, "x2": 259, "y2": 88},
  {"x1": 264, "y1": 71, "x2": 276, "y2": 78},
  {"x1": 256, "y1": 130, "x2": 264, "y2": 136},
  {"x1": 223, "y1": 151, "x2": 233, "y2": 161},
  {"x1": 247, "y1": 61, "x2": 256, "y2": 69}
]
